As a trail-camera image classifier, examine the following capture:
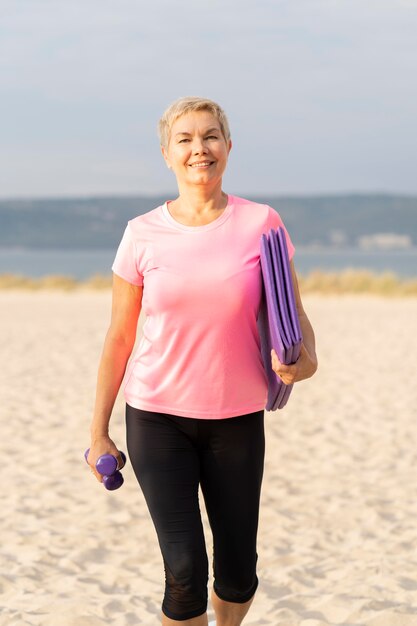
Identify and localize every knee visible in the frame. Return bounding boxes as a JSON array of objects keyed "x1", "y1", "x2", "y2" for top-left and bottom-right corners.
[
  {"x1": 162, "y1": 553, "x2": 208, "y2": 621},
  {"x1": 213, "y1": 550, "x2": 259, "y2": 604},
  {"x1": 214, "y1": 574, "x2": 258, "y2": 604}
]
